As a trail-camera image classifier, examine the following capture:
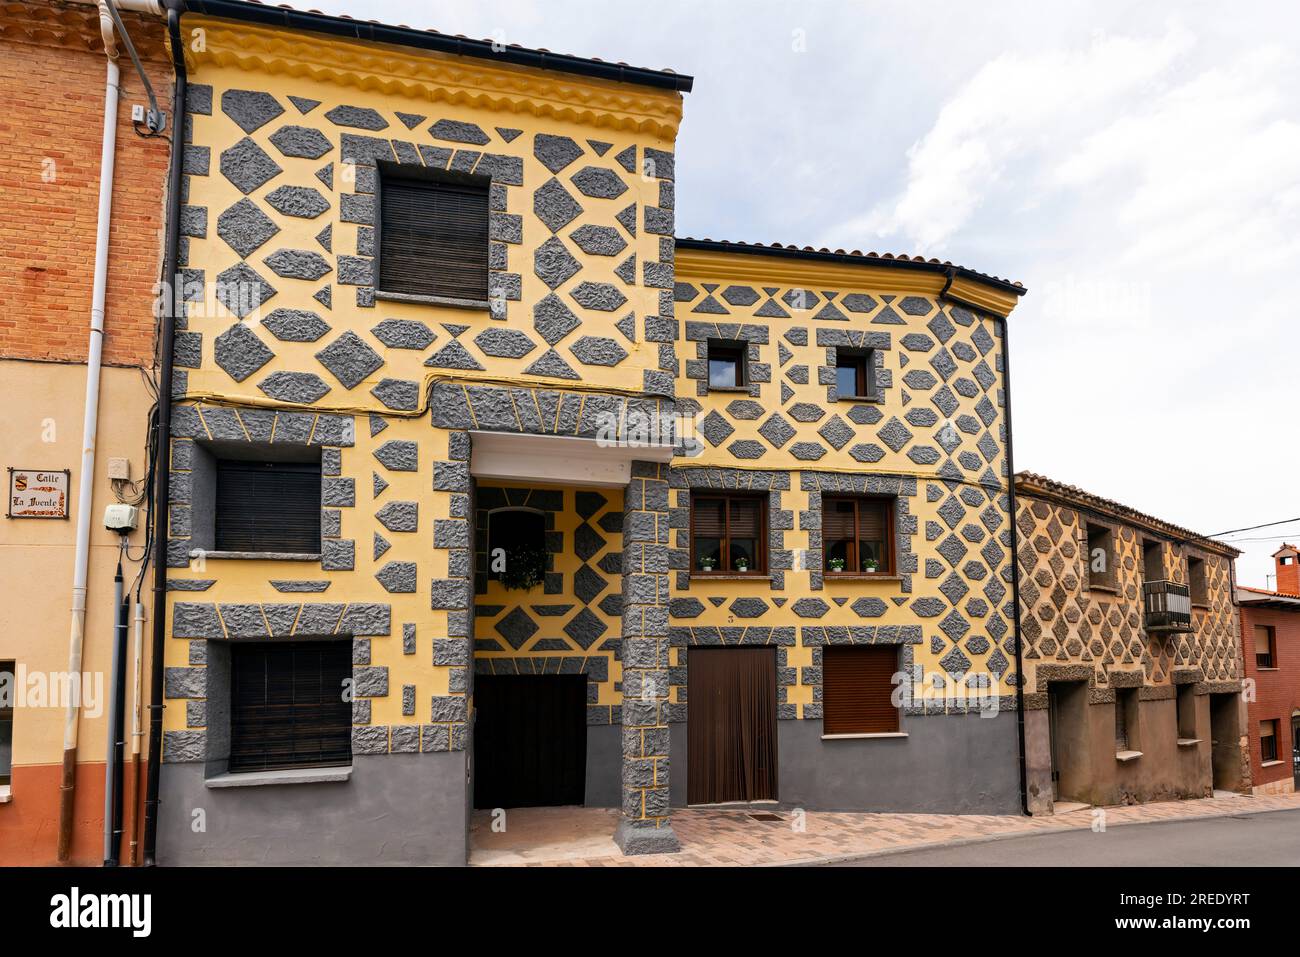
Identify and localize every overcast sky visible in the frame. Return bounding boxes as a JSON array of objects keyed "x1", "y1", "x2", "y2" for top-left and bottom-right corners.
[{"x1": 313, "y1": 0, "x2": 1299, "y2": 587}]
